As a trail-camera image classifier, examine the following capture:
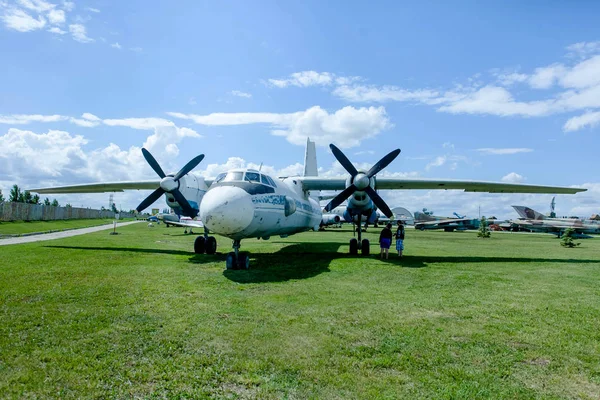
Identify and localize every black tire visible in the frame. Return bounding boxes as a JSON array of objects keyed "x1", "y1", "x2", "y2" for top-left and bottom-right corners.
[
  {"x1": 361, "y1": 239, "x2": 370, "y2": 256},
  {"x1": 349, "y1": 238, "x2": 358, "y2": 255},
  {"x1": 444, "y1": 228, "x2": 454, "y2": 232},
  {"x1": 205, "y1": 236, "x2": 217, "y2": 254},
  {"x1": 226, "y1": 252, "x2": 236, "y2": 270},
  {"x1": 194, "y1": 236, "x2": 206, "y2": 254},
  {"x1": 419, "y1": 225, "x2": 425, "y2": 231},
  {"x1": 238, "y1": 253, "x2": 250, "y2": 270}
]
